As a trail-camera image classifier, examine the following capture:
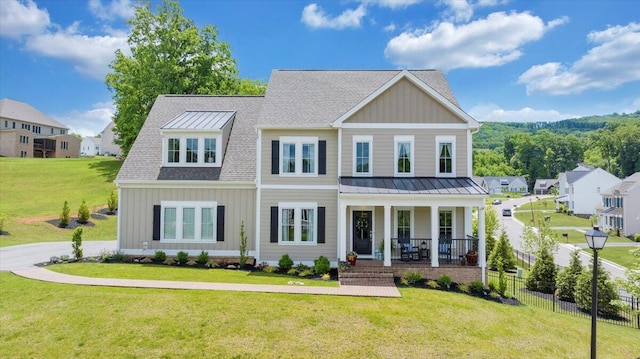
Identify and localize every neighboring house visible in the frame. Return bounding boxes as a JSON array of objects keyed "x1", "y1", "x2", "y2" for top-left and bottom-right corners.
[
  {"x1": 115, "y1": 70, "x2": 489, "y2": 283},
  {"x1": 0, "y1": 98, "x2": 80, "y2": 158},
  {"x1": 81, "y1": 136, "x2": 102, "y2": 156},
  {"x1": 100, "y1": 121, "x2": 121, "y2": 156},
  {"x1": 533, "y1": 179, "x2": 558, "y2": 195},
  {"x1": 481, "y1": 176, "x2": 528, "y2": 194},
  {"x1": 556, "y1": 166, "x2": 621, "y2": 216},
  {"x1": 597, "y1": 172, "x2": 640, "y2": 236}
]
